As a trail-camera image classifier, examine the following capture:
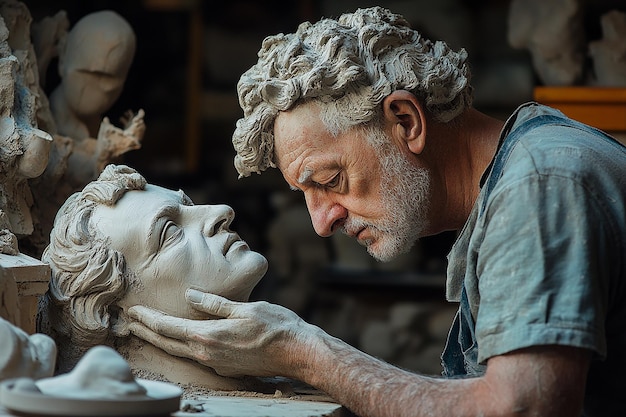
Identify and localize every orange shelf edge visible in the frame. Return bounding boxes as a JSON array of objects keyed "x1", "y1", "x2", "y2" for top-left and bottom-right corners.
[{"x1": 533, "y1": 86, "x2": 626, "y2": 131}]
